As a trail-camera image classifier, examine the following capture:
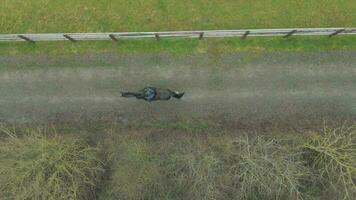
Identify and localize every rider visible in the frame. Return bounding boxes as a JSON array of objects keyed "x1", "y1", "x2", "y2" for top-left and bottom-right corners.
[
  {"x1": 121, "y1": 86, "x2": 184, "y2": 102},
  {"x1": 143, "y1": 87, "x2": 156, "y2": 102}
]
